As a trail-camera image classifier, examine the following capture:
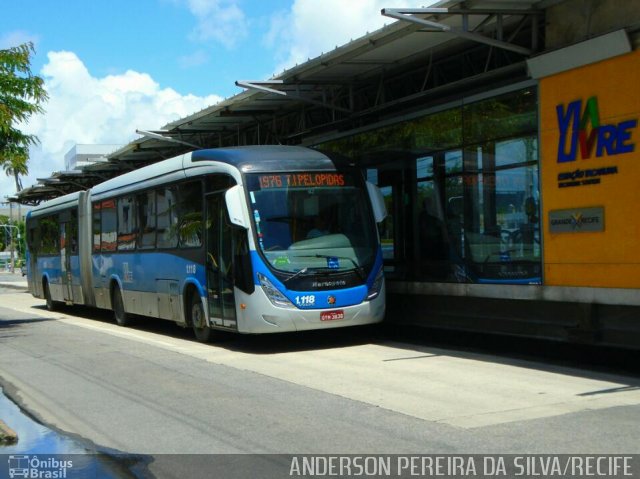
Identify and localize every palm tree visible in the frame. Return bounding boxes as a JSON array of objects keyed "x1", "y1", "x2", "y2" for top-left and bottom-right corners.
[
  {"x1": 1, "y1": 146, "x2": 28, "y2": 191},
  {"x1": 0, "y1": 42, "x2": 47, "y2": 193}
]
